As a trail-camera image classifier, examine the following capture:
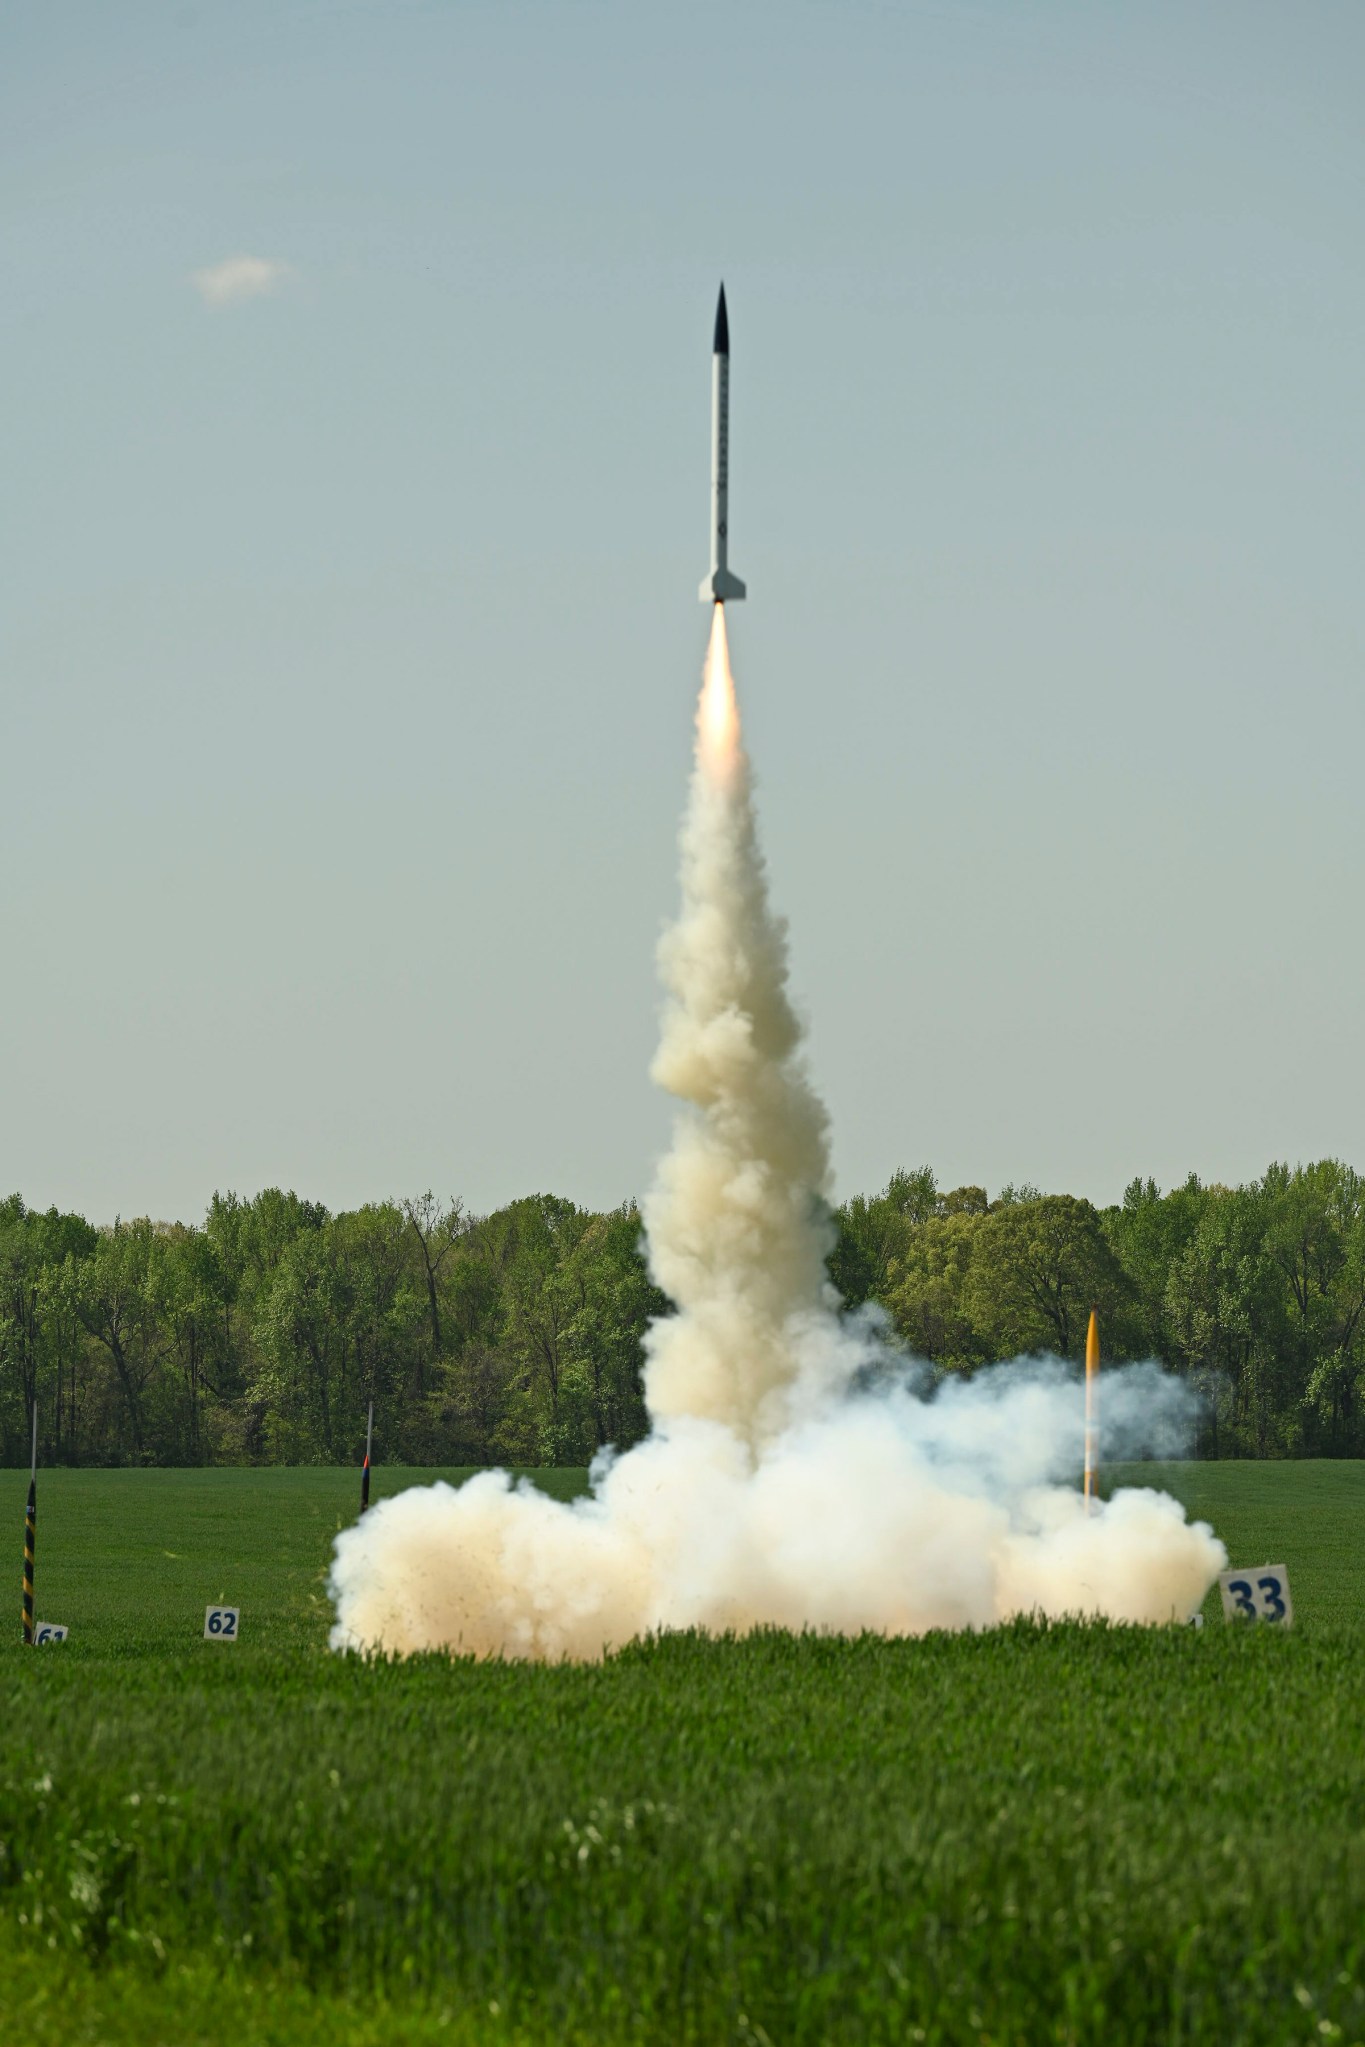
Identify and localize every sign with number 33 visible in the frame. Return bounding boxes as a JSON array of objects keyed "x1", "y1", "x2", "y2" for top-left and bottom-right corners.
[{"x1": 1218, "y1": 1568, "x2": 1293, "y2": 1625}]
